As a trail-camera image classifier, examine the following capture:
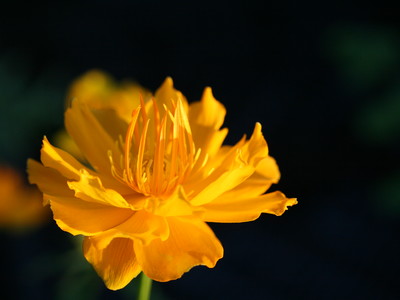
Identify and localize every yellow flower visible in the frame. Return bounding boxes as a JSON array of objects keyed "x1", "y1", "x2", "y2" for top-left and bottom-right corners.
[
  {"x1": 0, "y1": 165, "x2": 49, "y2": 230},
  {"x1": 28, "y1": 73, "x2": 296, "y2": 290}
]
